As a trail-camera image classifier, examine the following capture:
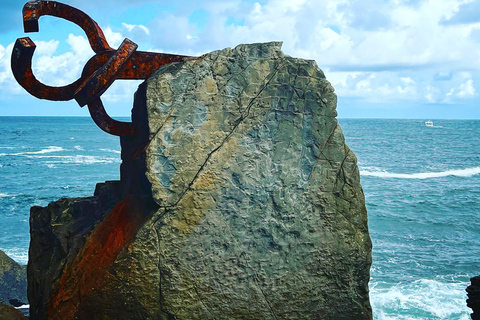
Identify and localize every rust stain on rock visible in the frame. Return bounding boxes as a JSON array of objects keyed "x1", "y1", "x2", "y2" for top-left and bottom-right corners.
[{"x1": 46, "y1": 196, "x2": 148, "y2": 320}]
